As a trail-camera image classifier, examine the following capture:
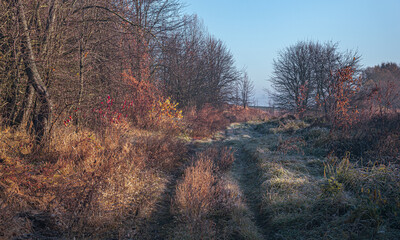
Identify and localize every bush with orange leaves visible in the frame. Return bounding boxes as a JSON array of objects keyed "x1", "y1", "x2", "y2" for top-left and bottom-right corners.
[
  {"x1": 328, "y1": 66, "x2": 362, "y2": 131},
  {"x1": 122, "y1": 71, "x2": 183, "y2": 130}
]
